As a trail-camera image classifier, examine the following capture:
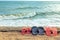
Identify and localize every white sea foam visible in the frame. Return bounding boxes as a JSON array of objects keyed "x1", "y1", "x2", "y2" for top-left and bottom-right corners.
[
  {"x1": 0, "y1": 12, "x2": 60, "y2": 27},
  {"x1": 0, "y1": 18, "x2": 60, "y2": 27}
]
